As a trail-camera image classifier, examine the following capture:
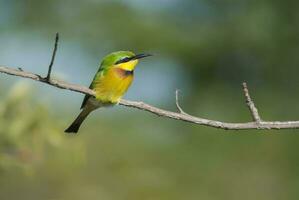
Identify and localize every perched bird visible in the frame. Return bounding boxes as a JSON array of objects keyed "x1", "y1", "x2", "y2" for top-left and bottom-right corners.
[{"x1": 65, "y1": 51, "x2": 152, "y2": 133}]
